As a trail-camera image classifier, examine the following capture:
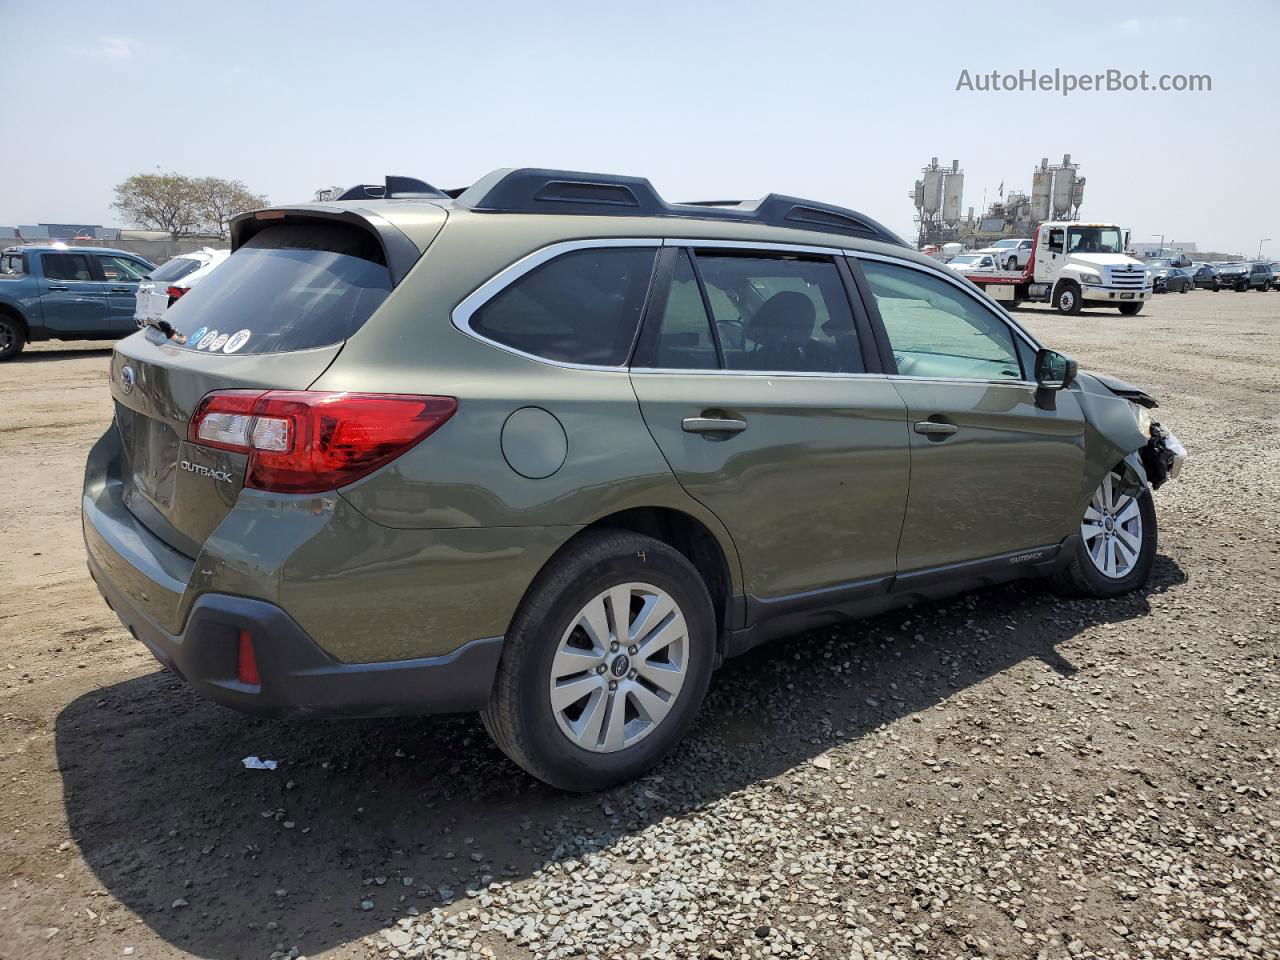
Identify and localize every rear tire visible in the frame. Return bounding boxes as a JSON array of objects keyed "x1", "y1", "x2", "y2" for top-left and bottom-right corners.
[
  {"x1": 1117, "y1": 302, "x2": 1143, "y2": 316},
  {"x1": 1052, "y1": 468, "x2": 1157, "y2": 598},
  {"x1": 0, "y1": 315, "x2": 25, "y2": 361},
  {"x1": 481, "y1": 530, "x2": 716, "y2": 792}
]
